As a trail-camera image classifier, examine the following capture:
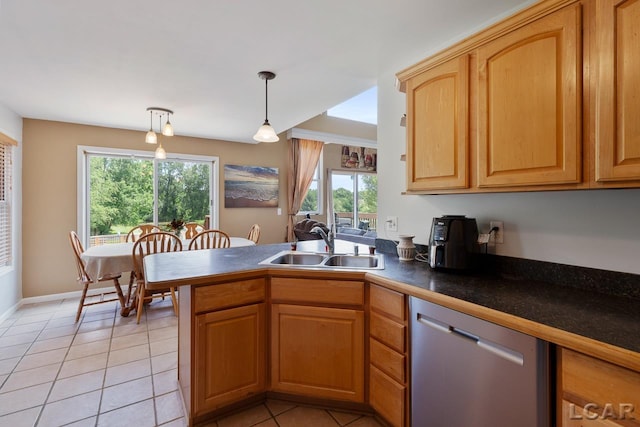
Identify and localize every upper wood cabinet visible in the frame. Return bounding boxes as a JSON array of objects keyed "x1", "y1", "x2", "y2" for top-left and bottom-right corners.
[
  {"x1": 405, "y1": 55, "x2": 469, "y2": 191},
  {"x1": 477, "y1": 4, "x2": 582, "y2": 187},
  {"x1": 395, "y1": 0, "x2": 640, "y2": 193},
  {"x1": 594, "y1": 0, "x2": 640, "y2": 182}
]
